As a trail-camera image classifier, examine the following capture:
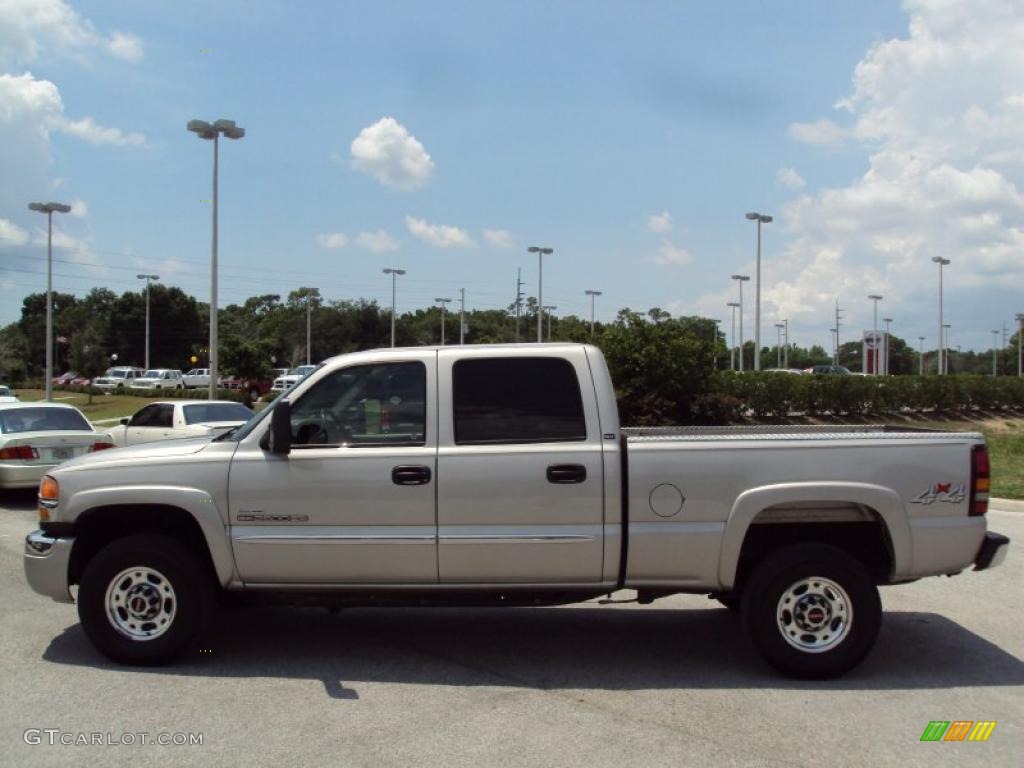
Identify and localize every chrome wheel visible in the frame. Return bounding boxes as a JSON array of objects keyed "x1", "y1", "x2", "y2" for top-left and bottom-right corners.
[
  {"x1": 104, "y1": 566, "x2": 177, "y2": 641},
  {"x1": 776, "y1": 576, "x2": 852, "y2": 653}
]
